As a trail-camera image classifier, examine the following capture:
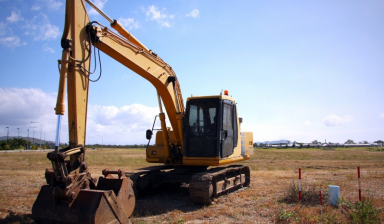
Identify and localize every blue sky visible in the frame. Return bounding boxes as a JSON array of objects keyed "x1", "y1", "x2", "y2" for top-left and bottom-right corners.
[{"x1": 0, "y1": 0, "x2": 383, "y2": 145}]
